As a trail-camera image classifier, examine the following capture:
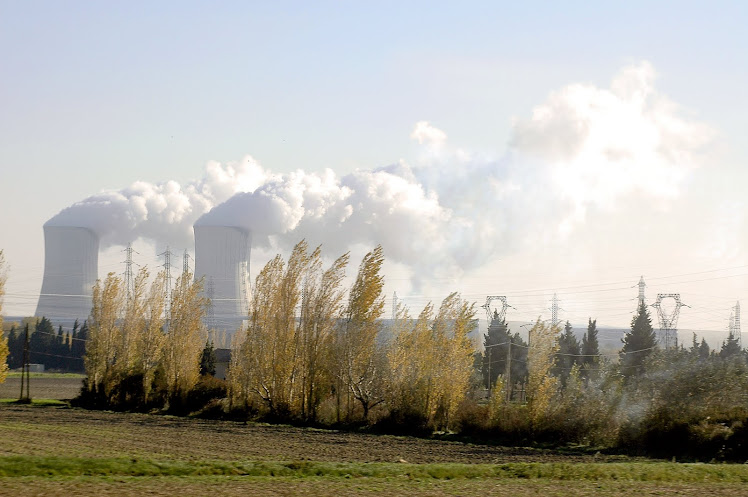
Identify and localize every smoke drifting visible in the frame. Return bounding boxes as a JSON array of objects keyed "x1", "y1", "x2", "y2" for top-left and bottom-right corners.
[
  {"x1": 45, "y1": 157, "x2": 270, "y2": 247},
  {"x1": 46, "y1": 62, "x2": 713, "y2": 285}
]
